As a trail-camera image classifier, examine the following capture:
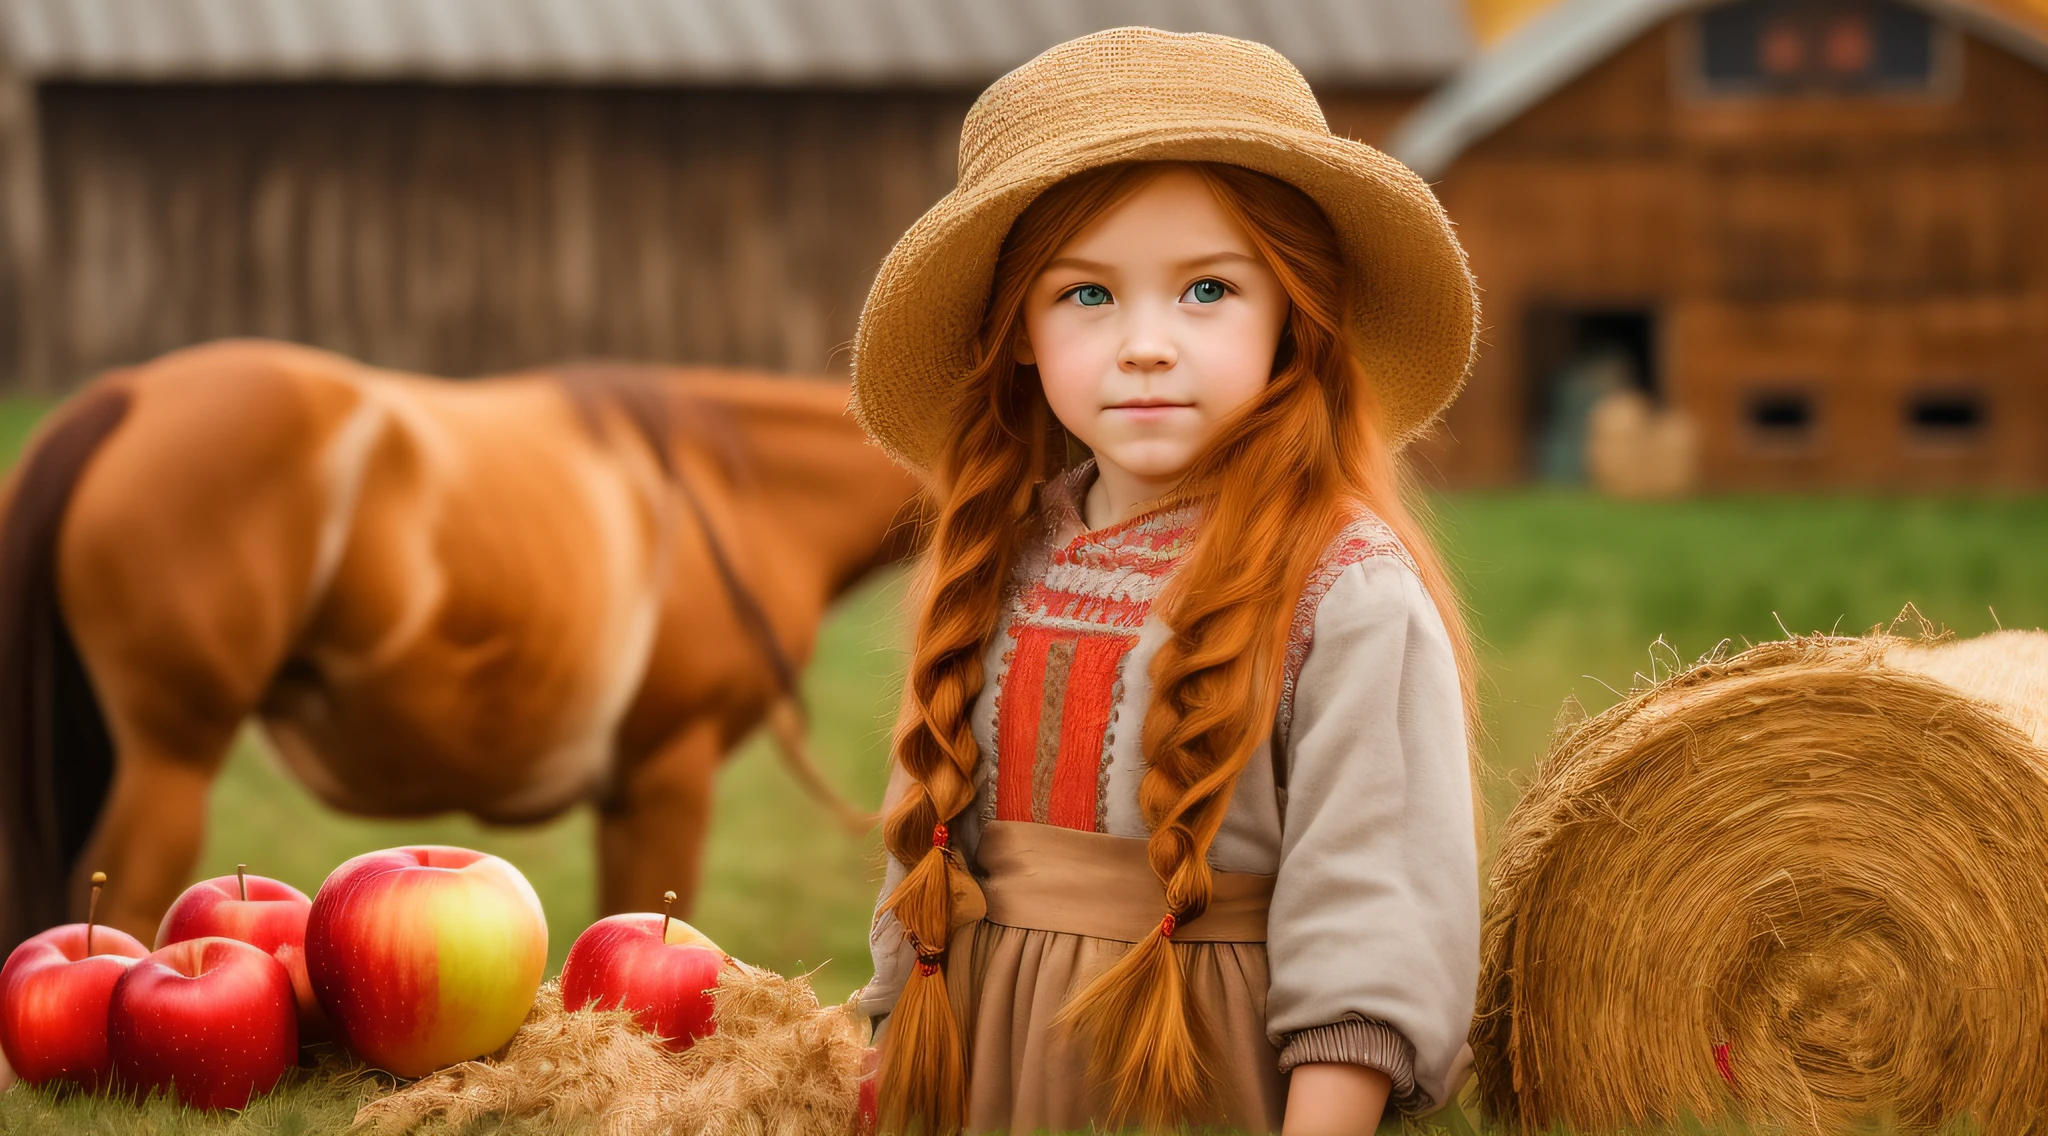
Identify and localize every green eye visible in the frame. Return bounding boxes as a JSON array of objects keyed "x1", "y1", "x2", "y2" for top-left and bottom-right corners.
[
  {"x1": 1184, "y1": 279, "x2": 1227, "y2": 304},
  {"x1": 1067, "y1": 284, "x2": 1112, "y2": 307}
]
